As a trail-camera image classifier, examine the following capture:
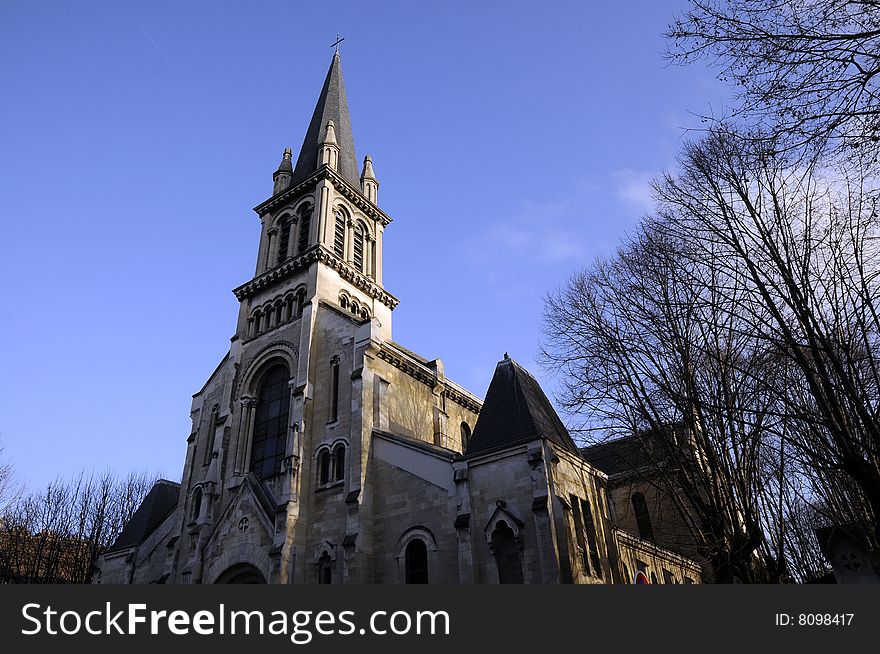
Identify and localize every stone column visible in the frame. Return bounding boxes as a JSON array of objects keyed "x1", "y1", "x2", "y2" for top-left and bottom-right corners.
[
  {"x1": 374, "y1": 223, "x2": 384, "y2": 285},
  {"x1": 233, "y1": 396, "x2": 256, "y2": 478},
  {"x1": 255, "y1": 217, "x2": 269, "y2": 275},
  {"x1": 266, "y1": 229, "x2": 278, "y2": 269}
]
